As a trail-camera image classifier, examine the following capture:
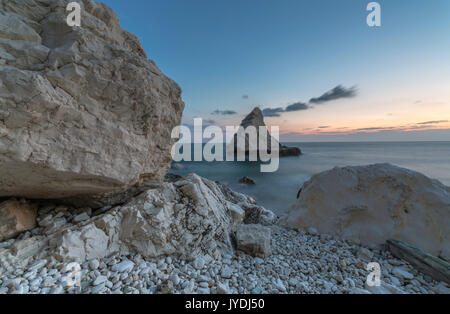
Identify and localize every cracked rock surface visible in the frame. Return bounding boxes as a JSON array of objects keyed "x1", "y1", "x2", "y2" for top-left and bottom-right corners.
[{"x1": 0, "y1": 0, "x2": 184, "y2": 205}]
